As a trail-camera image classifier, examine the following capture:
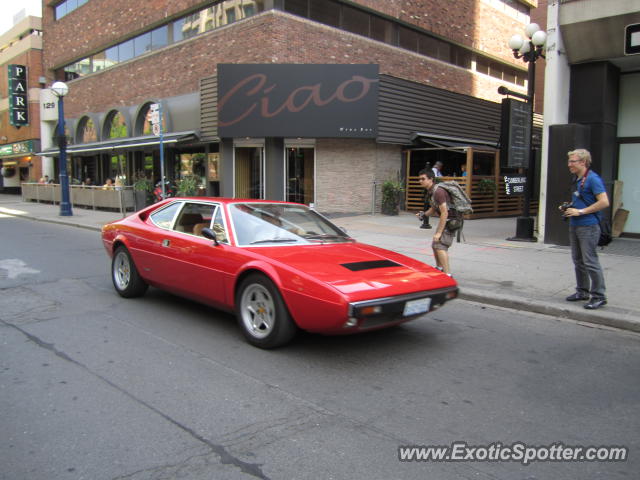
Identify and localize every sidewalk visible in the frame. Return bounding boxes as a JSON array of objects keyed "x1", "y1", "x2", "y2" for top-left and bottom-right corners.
[{"x1": 1, "y1": 193, "x2": 639, "y2": 333}]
